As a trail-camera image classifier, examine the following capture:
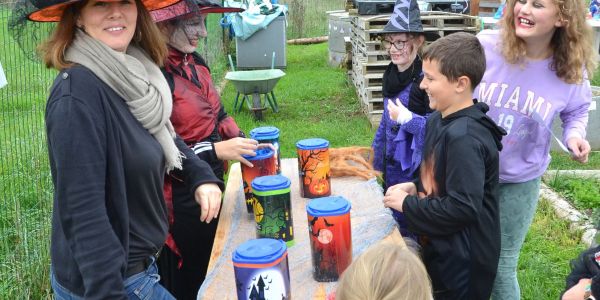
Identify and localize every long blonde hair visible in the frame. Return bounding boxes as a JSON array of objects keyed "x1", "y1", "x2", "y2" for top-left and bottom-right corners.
[
  {"x1": 335, "y1": 242, "x2": 432, "y2": 300},
  {"x1": 499, "y1": 0, "x2": 597, "y2": 83}
]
